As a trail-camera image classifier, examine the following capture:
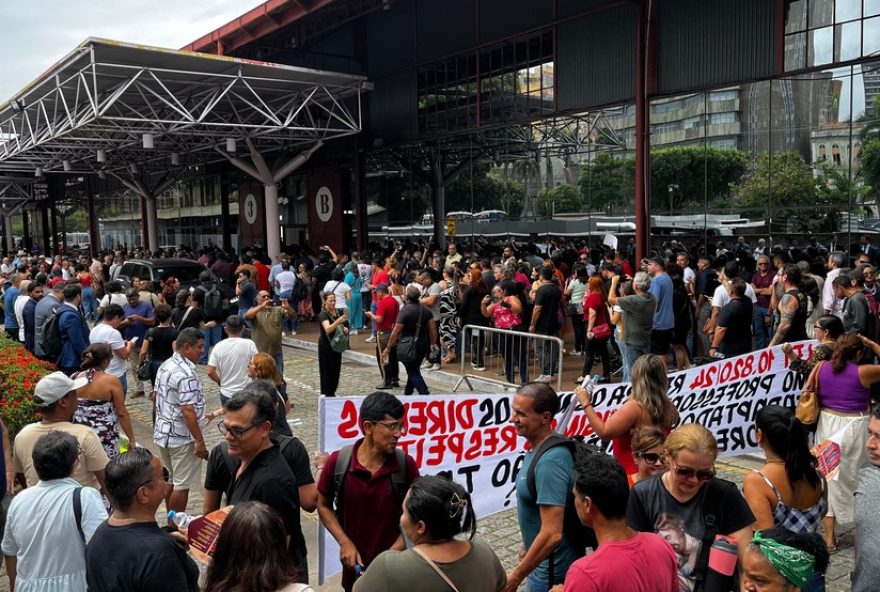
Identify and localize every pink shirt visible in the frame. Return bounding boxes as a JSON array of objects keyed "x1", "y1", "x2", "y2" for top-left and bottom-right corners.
[{"x1": 564, "y1": 532, "x2": 679, "y2": 592}]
